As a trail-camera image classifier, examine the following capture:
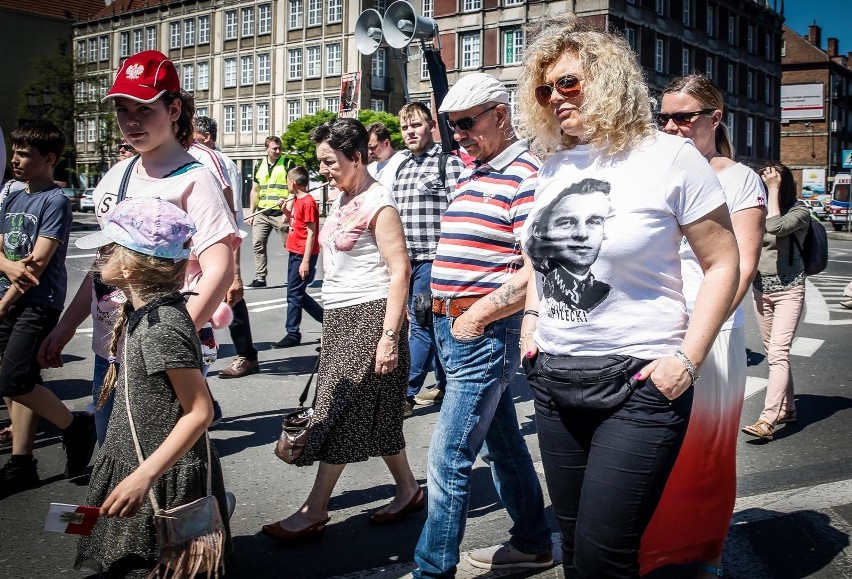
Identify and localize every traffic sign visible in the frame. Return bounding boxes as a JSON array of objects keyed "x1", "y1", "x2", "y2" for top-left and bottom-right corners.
[{"x1": 843, "y1": 149, "x2": 852, "y2": 169}]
